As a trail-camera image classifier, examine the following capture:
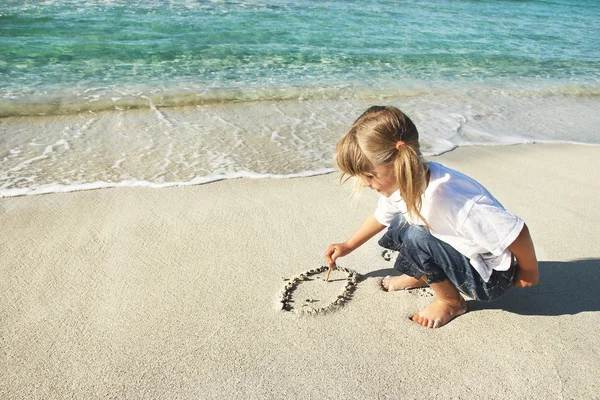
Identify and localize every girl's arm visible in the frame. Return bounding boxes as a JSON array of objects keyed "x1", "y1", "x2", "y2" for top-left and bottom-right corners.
[
  {"x1": 325, "y1": 213, "x2": 386, "y2": 268},
  {"x1": 508, "y1": 223, "x2": 539, "y2": 287}
]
